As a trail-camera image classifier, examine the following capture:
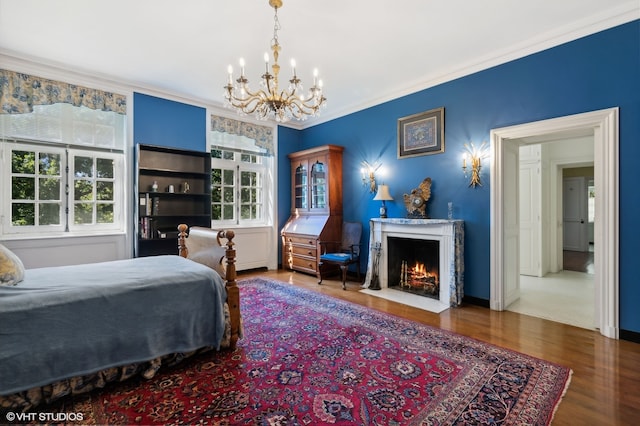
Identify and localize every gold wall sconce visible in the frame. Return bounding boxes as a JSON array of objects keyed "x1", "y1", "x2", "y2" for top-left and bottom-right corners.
[
  {"x1": 361, "y1": 161, "x2": 380, "y2": 193},
  {"x1": 462, "y1": 141, "x2": 489, "y2": 188}
]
